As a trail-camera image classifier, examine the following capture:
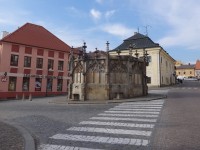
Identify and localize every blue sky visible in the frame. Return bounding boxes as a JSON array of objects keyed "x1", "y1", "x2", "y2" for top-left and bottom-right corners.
[{"x1": 1, "y1": 0, "x2": 200, "y2": 64}]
